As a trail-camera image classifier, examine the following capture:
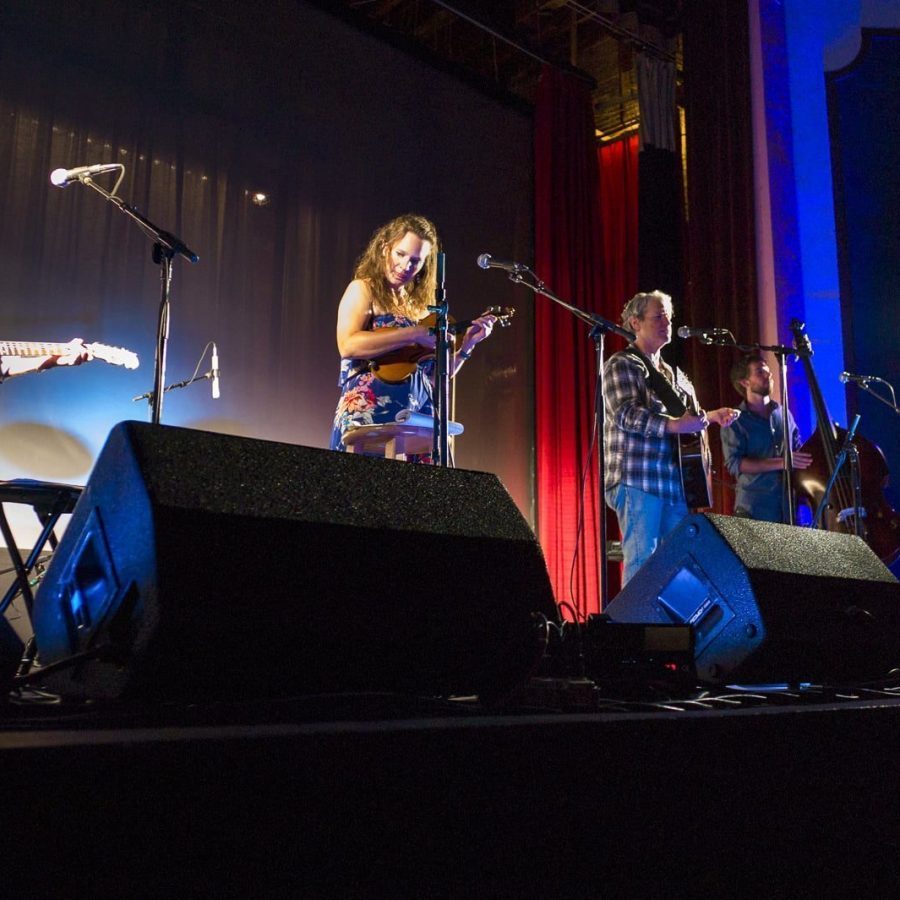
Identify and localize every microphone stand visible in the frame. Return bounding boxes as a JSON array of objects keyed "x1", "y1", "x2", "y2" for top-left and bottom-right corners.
[
  {"x1": 132, "y1": 370, "x2": 216, "y2": 403},
  {"x1": 429, "y1": 252, "x2": 451, "y2": 467},
  {"x1": 813, "y1": 413, "x2": 863, "y2": 535},
  {"x1": 77, "y1": 174, "x2": 199, "y2": 425},
  {"x1": 849, "y1": 377, "x2": 900, "y2": 415},
  {"x1": 767, "y1": 342, "x2": 798, "y2": 525},
  {"x1": 502, "y1": 265, "x2": 634, "y2": 612}
]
